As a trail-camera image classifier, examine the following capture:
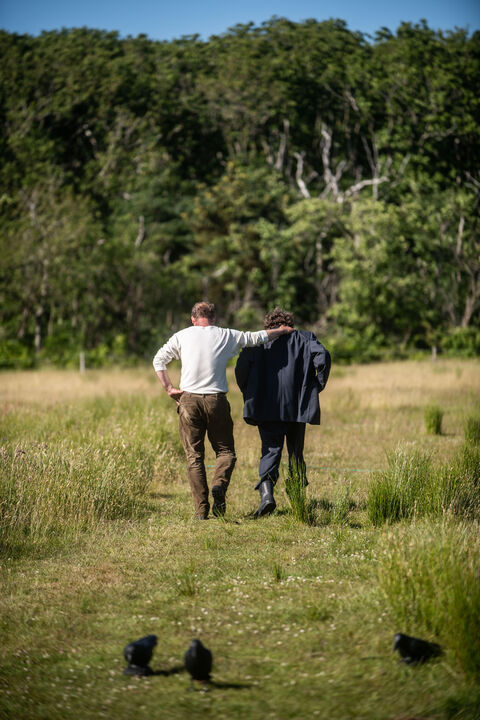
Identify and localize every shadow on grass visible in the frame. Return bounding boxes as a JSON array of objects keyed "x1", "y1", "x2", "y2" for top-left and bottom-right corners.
[
  {"x1": 210, "y1": 680, "x2": 253, "y2": 690},
  {"x1": 309, "y1": 496, "x2": 360, "y2": 511},
  {"x1": 242, "y1": 508, "x2": 290, "y2": 521},
  {"x1": 147, "y1": 667, "x2": 252, "y2": 690},
  {"x1": 241, "y1": 503, "x2": 364, "y2": 527},
  {"x1": 238, "y1": 489, "x2": 368, "y2": 526},
  {"x1": 151, "y1": 664, "x2": 185, "y2": 676}
]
